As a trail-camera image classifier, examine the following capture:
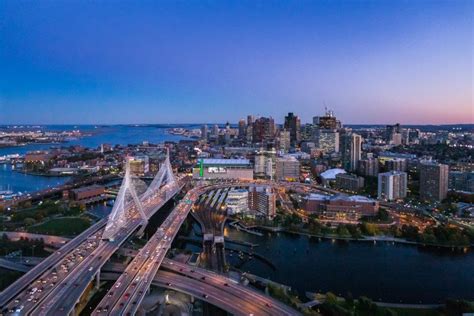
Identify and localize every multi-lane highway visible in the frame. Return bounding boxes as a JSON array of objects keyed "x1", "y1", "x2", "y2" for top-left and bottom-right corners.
[
  {"x1": 3, "y1": 228, "x2": 105, "y2": 315},
  {"x1": 2, "y1": 179, "x2": 306, "y2": 315},
  {"x1": 94, "y1": 188, "x2": 200, "y2": 315},
  {"x1": 0, "y1": 218, "x2": 107, "y2": 312},
  {"x1": 159, "y1": 259, "x2": 300, "y2": 316},
  {"x1": 33, "y1": 180, "x2": 185, "y2": 315}
]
